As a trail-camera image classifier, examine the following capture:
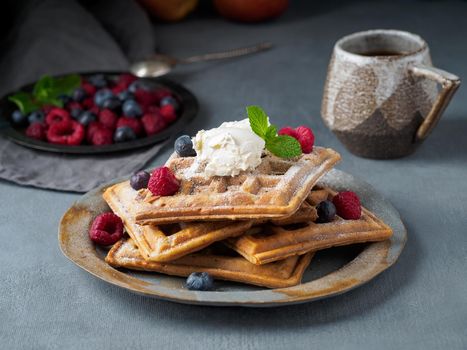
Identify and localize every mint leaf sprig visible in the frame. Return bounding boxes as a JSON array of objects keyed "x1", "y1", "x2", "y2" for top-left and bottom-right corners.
[
  {"x1": 8, "y1": 74, "x2": 81, "y2": 115},
  {"x1": 247, "y1": 105, "x2": 302, "y2": 159}
]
